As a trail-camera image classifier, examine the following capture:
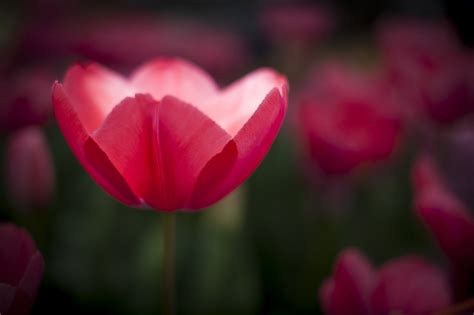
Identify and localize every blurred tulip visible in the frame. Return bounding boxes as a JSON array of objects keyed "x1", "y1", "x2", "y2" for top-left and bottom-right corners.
[
  {"x1": 412, "y1": 155, "x2": 474, "y2": 269},
  {"x1": 259, "y1": 2, "x2": 334, "y2": 47},
  {"x1": 79, "y1": 17, "x2": 250, "y2": 78},
  {"x1": 378, "y1": 19, "x2": 474, "y2": 125},
  {"x1": 5, "y1": 126, "x2": 55, "y2": 211},
  {"x1": 320, "y1": 248, "x2": 452, "y2": 315},
  {"x1": 52, "y1": 58, "x2": 288, "y2": 211},
  {"x1": 0, "y1": 223, "x2": 44, "y2": 315},
  {"x1": 0, "y1": 67, "x2": 54, "y2": 132},
  {"x1": 296, "y1": 62, "x2": 401, "y2": 176},
  {"x1": 444, "y1": 124, "x2": 474, "y2": 207},
  {"x1": 19, "y1": 15, "x2": 250, "y2": 78}
]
